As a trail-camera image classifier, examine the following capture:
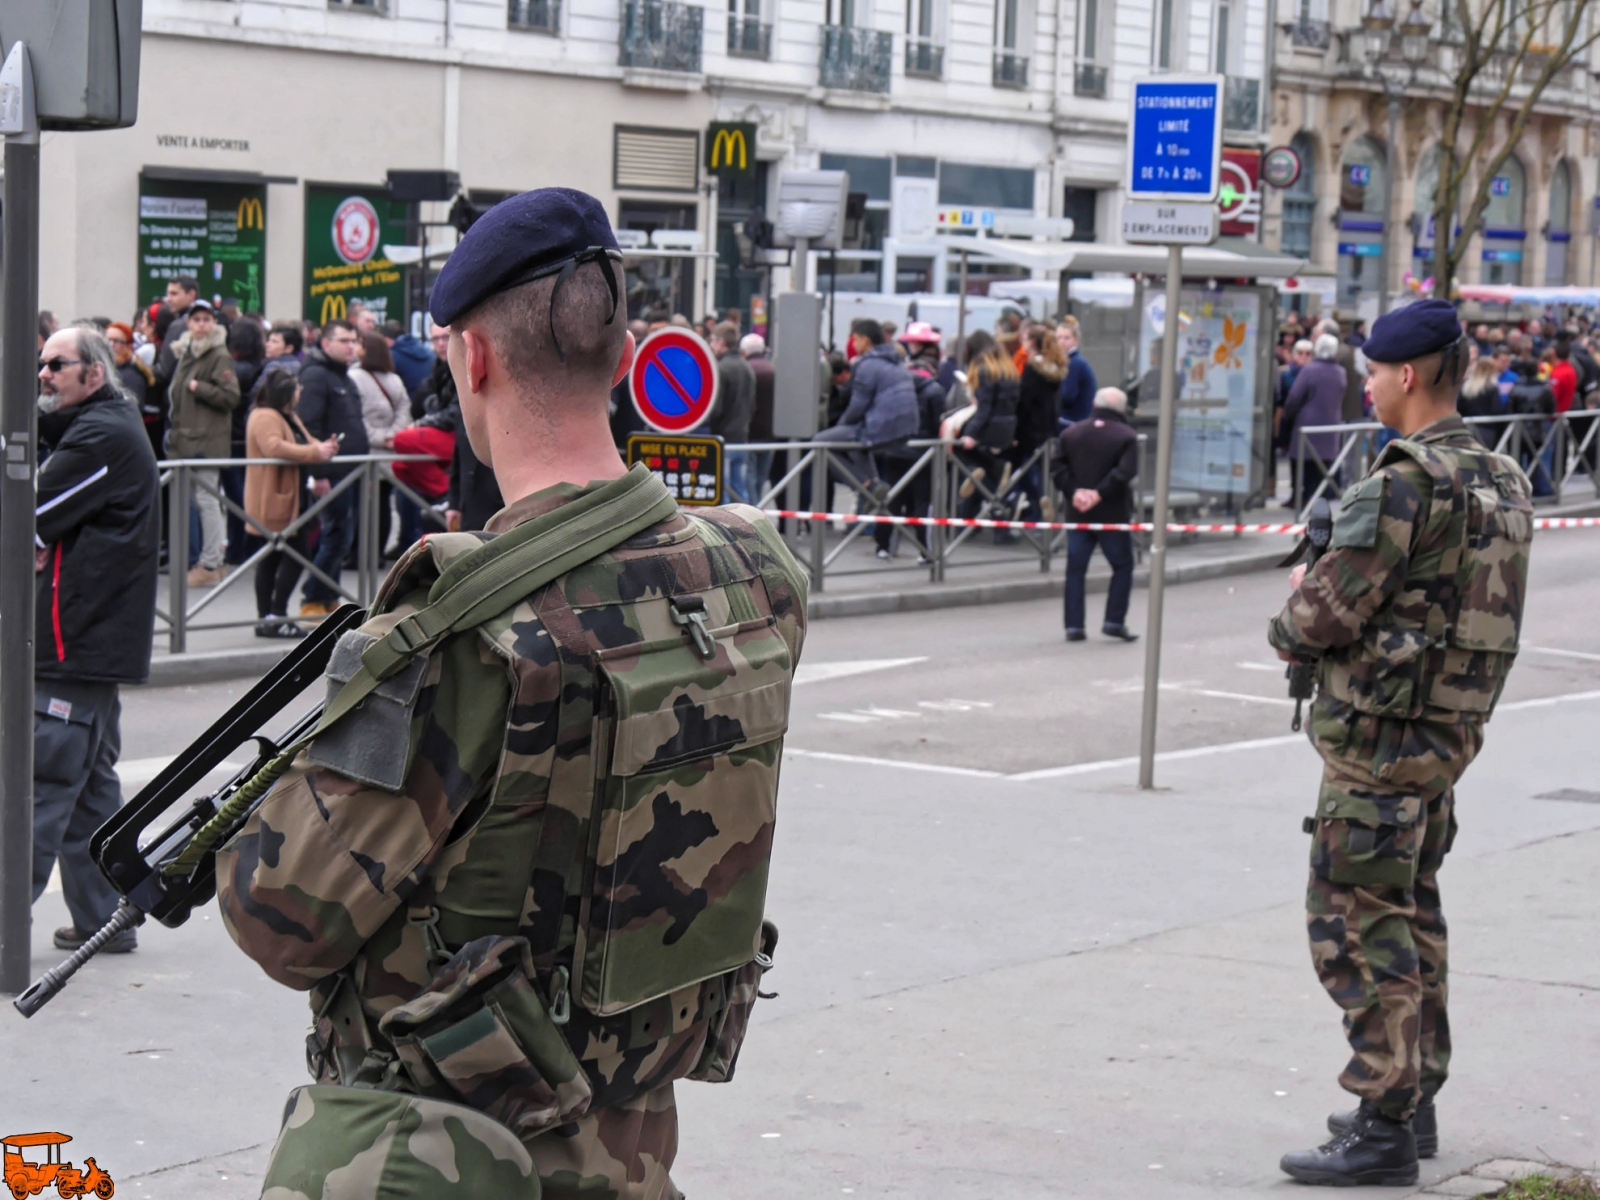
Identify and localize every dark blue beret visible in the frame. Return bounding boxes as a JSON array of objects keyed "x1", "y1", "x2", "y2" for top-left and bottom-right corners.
[
  {"x1": 1361, "y1": 298, "x2": 1464, "y2": 364},
  {"x1": 428, "y1": 187, "x2": 621, "y2": 327}
]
